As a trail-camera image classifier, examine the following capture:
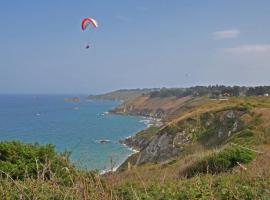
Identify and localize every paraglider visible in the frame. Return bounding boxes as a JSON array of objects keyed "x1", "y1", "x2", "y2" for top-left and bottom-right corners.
[
  {"x1": 81, "y1": 17, "x2": 98, "y2": 49},
  {"x1": 81, "y1": 17, "x2": 98, "y2": 30}
]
